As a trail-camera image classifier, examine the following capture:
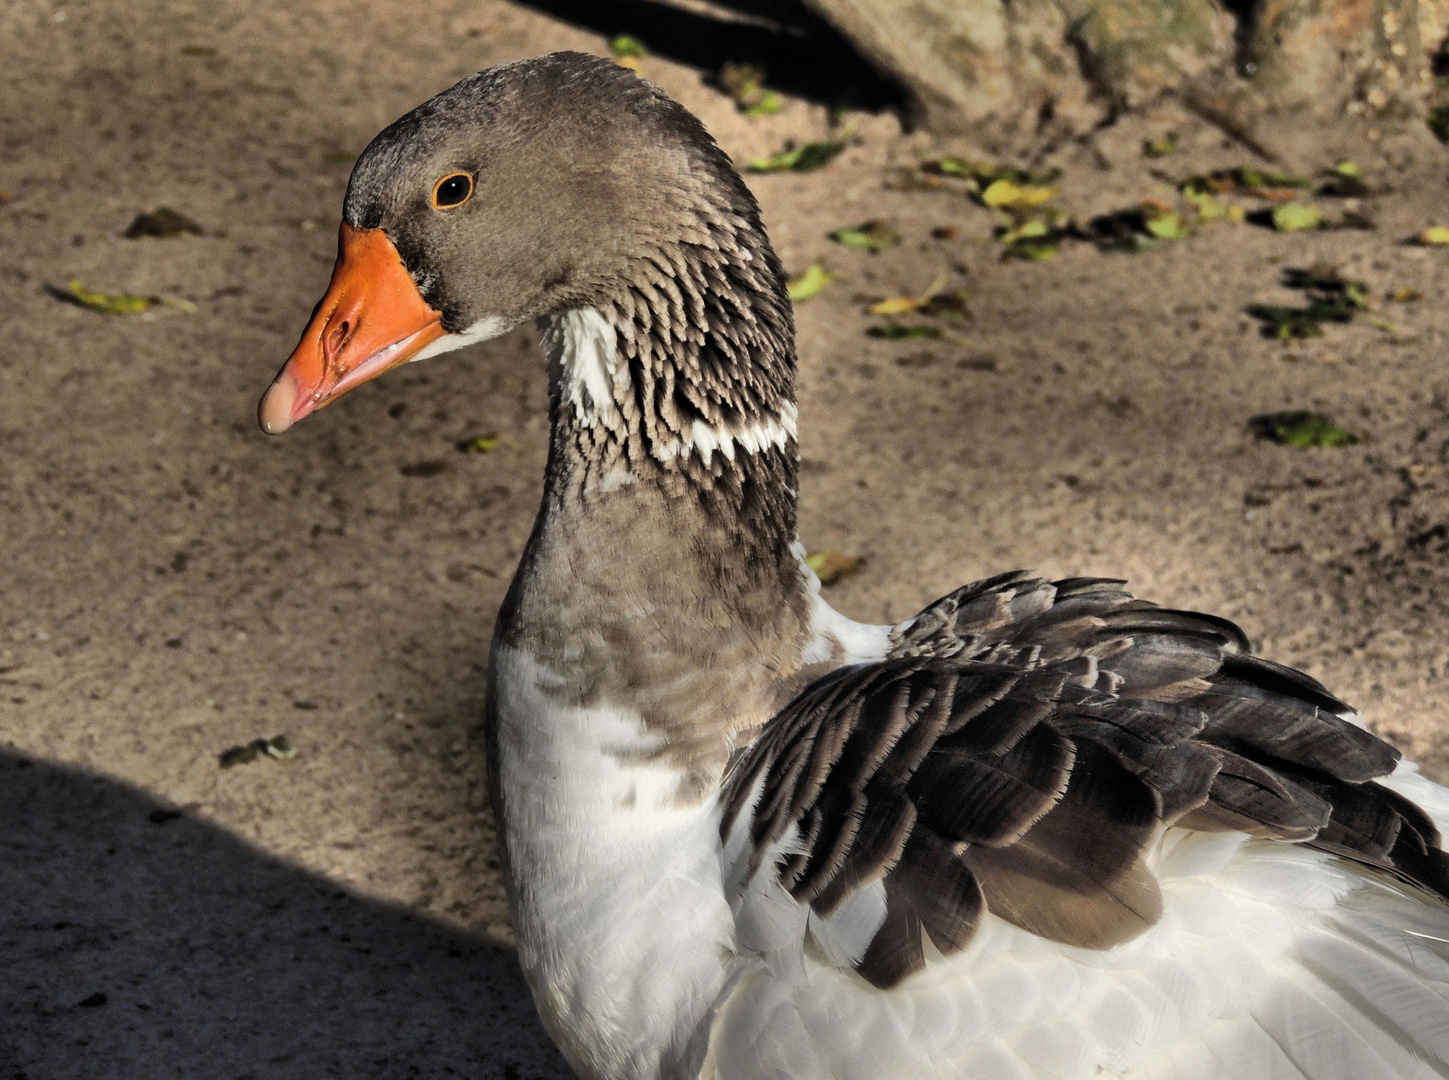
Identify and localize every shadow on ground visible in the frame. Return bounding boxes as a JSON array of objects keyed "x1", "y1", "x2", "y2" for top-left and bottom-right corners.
[
  {"x1": 513, "y1": 0, "x2": 905, "y2": 110},
  {"x1": 0, "y1": 752, "x2": 571, "y2": 1080}
]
